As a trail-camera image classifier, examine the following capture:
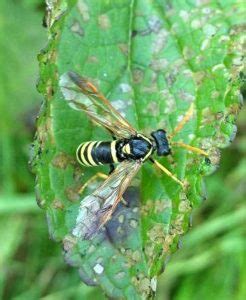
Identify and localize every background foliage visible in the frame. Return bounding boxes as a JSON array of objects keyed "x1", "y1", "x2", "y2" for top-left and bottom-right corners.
[{"x1": 0, "y1": 0, "x2": 245, "y2": 299}]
